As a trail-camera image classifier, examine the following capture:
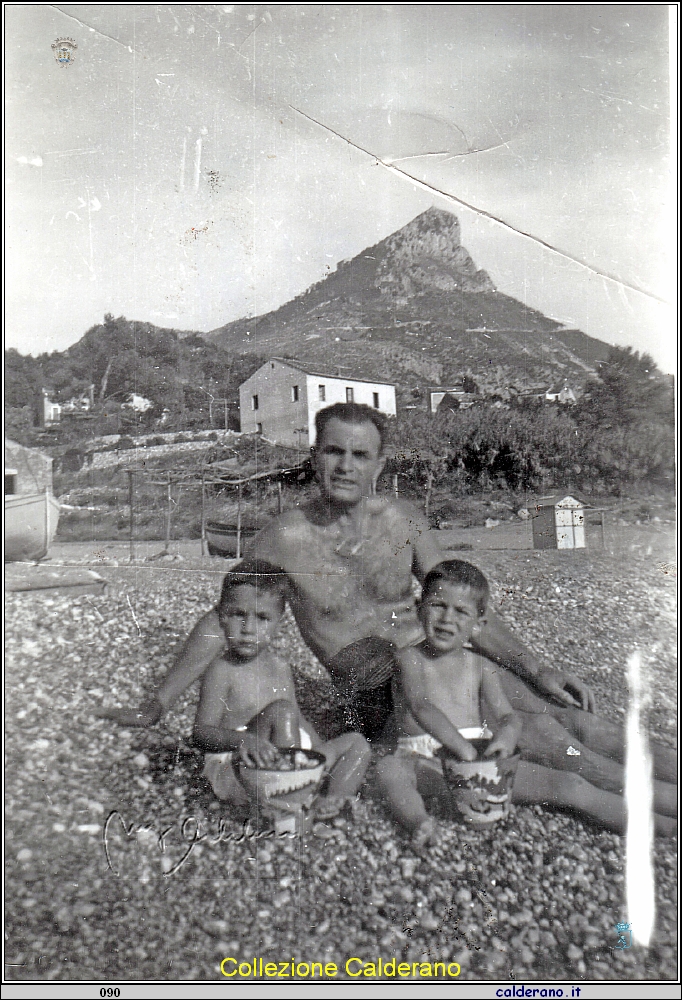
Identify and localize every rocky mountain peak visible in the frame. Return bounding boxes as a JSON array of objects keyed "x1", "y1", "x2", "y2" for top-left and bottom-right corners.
[{"x1": 373, "y1": 207, "x2": 495, "y2": 301}]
